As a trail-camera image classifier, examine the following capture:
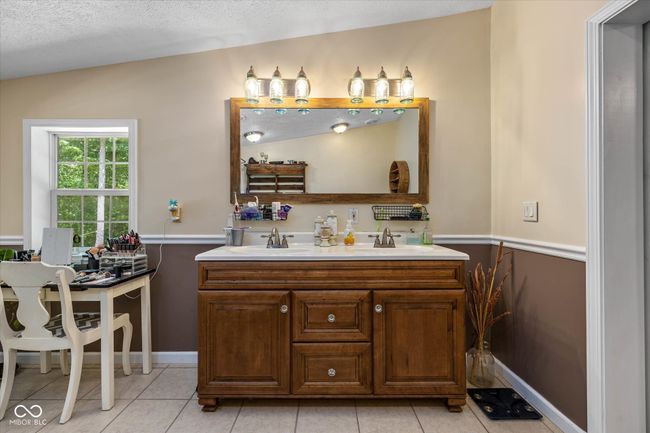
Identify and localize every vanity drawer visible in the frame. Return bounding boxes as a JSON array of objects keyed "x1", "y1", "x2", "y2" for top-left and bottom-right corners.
[
  {"x1": 292, "y1": 291, "x2": 371, "y2": 342},
  {"x1": 292, "y1": 343, "x2": 372, "y2": 395}
]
